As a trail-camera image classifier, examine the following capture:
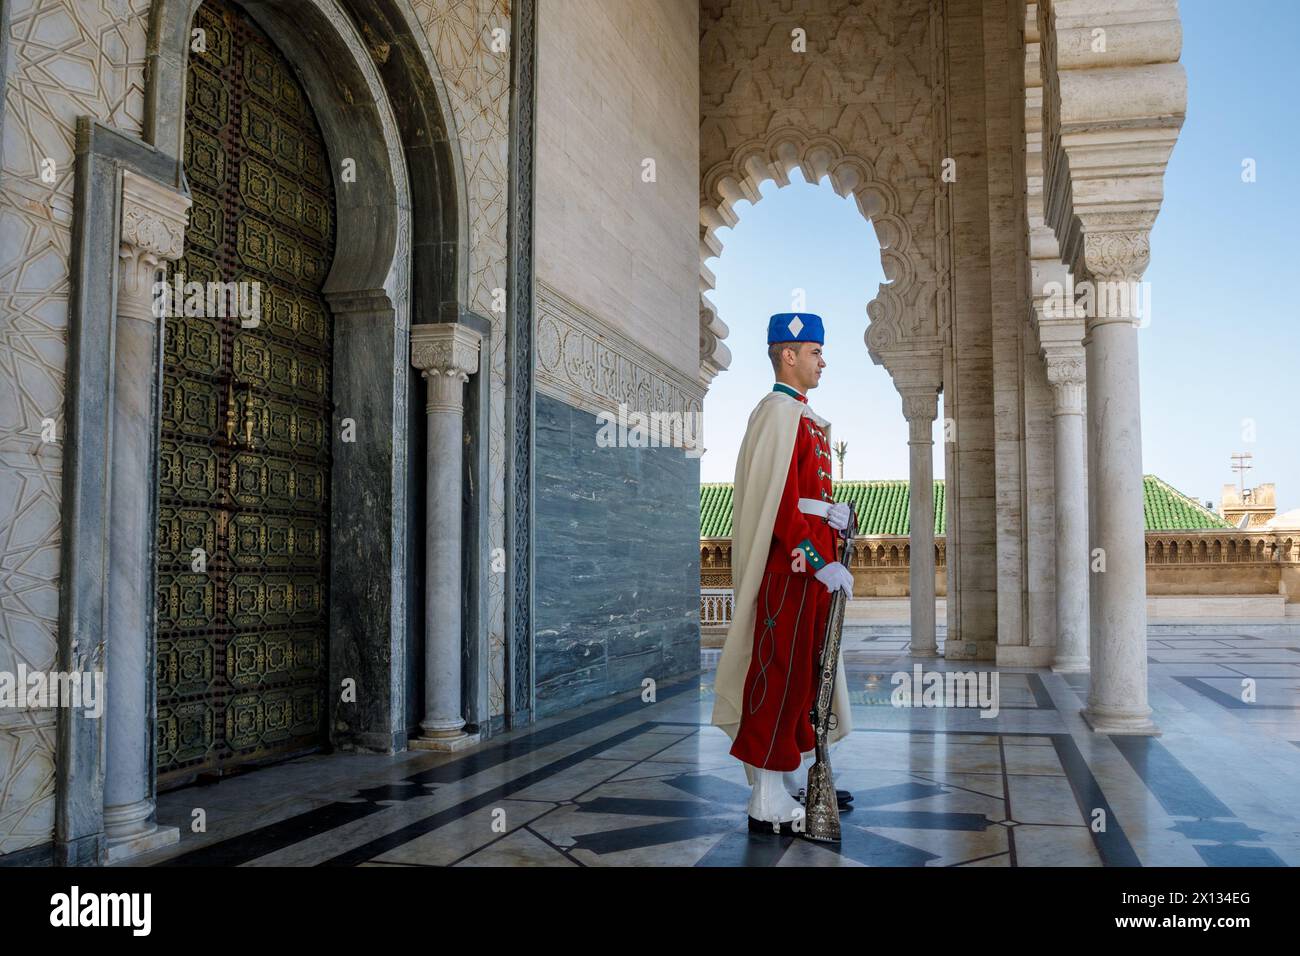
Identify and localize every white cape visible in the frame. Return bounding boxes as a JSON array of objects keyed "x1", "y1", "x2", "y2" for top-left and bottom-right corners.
[{"x1": 710, "y1": 390, "x2": 853, "y2": 772}]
